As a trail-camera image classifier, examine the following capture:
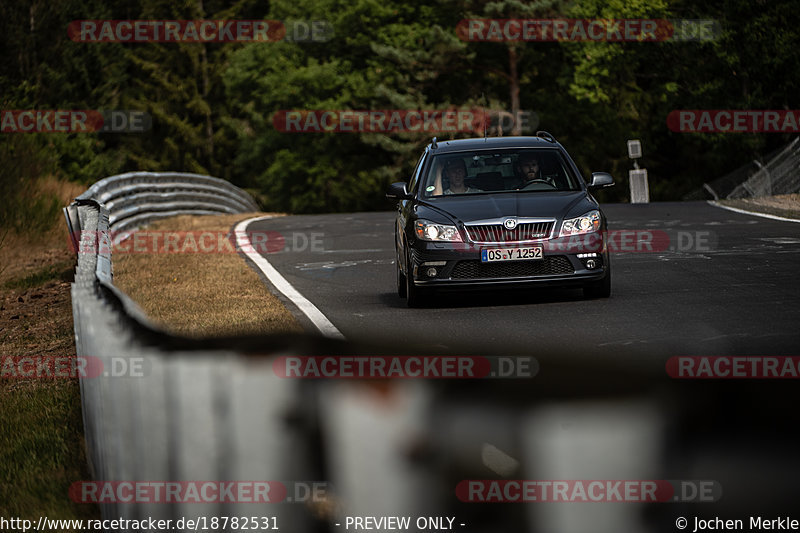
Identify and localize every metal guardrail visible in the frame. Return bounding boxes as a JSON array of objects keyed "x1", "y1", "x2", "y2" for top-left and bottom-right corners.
[
  {"x1": 65, "y1": 174, "x2": 322, "y2": 528},
  {"x1": 685, "y1": 137, "x2": 800, "y2": 200},
  {"x1": 726, "y1": 137, "x2": 800, "y2": 199},
  {"x1": 65, "y1": 172, "x2": 799, "y2": 532},
  {"x1": 67, "y1": 171, "x2": 259, "y2": 237}
]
